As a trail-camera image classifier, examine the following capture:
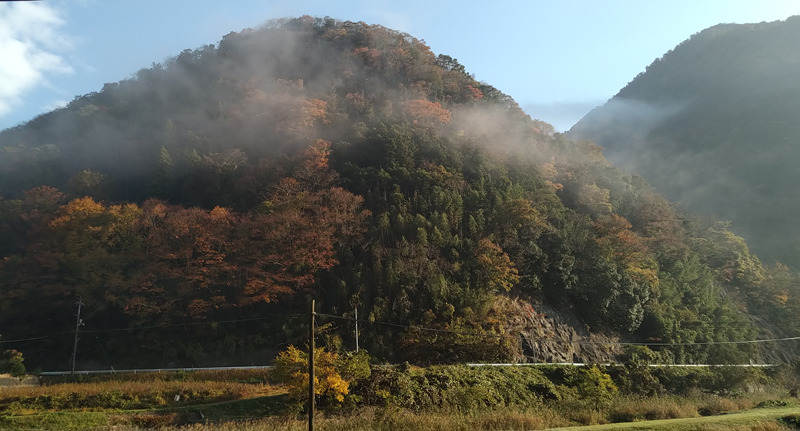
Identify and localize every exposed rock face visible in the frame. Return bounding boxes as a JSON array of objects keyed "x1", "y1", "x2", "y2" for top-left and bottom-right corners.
[
  {"x1": 494, "y1": 297, "x2": 622, "y2": 364},
  {"x1": 520, "y1": 303, "x2": 622, "y2": 364}
]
